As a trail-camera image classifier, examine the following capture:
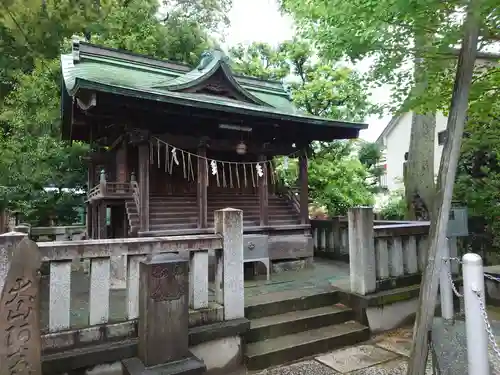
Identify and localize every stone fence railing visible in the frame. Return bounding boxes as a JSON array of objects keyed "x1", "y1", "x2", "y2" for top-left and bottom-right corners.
[
  {"x1": 0, "y1": 208, "x2": 245, "y2": 355},
  {"x1": 29, "y1": 225, "x2": 86, "y2": 242},
  {"x1": 311, "y1": 209, "x2": 453, "y2": 295}
]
